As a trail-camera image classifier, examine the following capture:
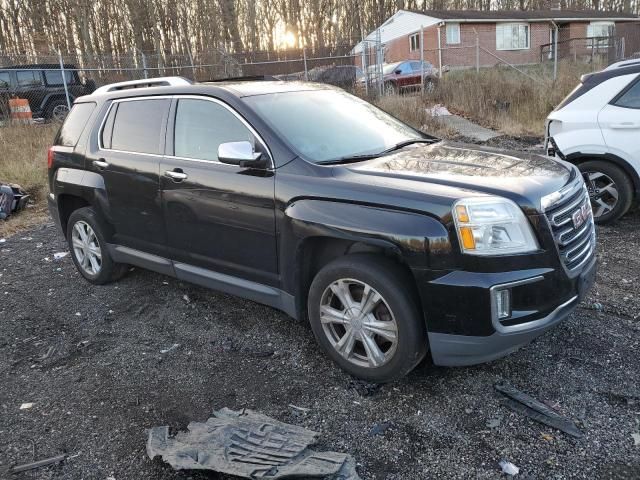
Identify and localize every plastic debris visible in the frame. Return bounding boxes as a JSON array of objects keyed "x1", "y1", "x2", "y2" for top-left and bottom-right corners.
[
  {"x1": 495, "y1": 382, "x2": 583, "y2": 438},
  {"x1": 9, "y1": 454, "x2": 66, "y2": 474},
  {"x1": 53, "y1": 252, "x2": 69, "y2": 260},
  {"x1": 369, "y1": 422, "x2": 393, "y2": 436},
  {"x1": 633, "y1": 433, "x2": 640, "y2": 446},
  {"x1": 147, "y1": 408, "x2": 361, "y2": 479},
  {"x1": 486, "y1": 417, "x2": 502, "y2": 429},
  {"x1": 19, "y1": 402, "x2": 34, "y2": 410},
  {"x1": 288, "y1": 404, "x2": 310, "y2": 413},
  {"x1": 0, "y1": 238, "x2": 5, "y2": 243},
  {"x1": 499, "y1": 459, "x2": 520, "y2": 476},
  {"x1": 182, "y1": 294, "x2": 190, "y2": 304},
  {"x1": 160, "y1": 343, "x2": 180, "y2": 354}
]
